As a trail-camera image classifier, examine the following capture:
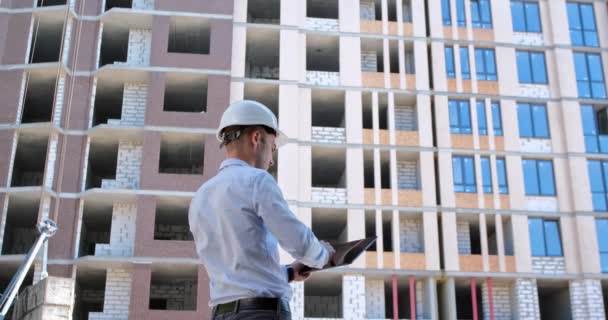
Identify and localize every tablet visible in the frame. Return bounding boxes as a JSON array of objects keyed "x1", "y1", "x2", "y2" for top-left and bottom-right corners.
[{"x1": 300, "y1": 236, "x2": 377, "y2": 273}]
